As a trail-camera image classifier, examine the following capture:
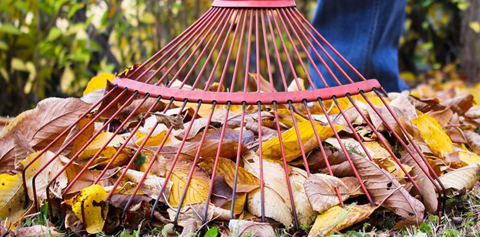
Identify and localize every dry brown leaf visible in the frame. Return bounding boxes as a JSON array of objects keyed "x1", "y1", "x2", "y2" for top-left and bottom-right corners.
[
  {"x1": 439, "y1": 163, "x2": 480, "y2": 191},
  {"x1": 229, "y1": 219, "x2": 275, "y2": 237},
  {"x1": 464, "y1": 131, "x2": 480, "y2": 154},
  {"x1": 441, "y1": 94, "x2": 474, "y2": 115},
  {"x1": 152, "y1": 112, "x2": 184, "y2": 130},
  {"x1": 16, "y1": 225, "x2": 62, "y2": 237},
  {"x1": 351, "y1": 153, "x2": 425, "y2": 224},
  {"x1": 400, "y1": 145, "x2": 438, "y2": 214},
  {"x1": 290, "y1": 167, "x2": 315, "y2": 226},
  {"x1": 199, "y1": 157, "x2": 259, "y2": 193},
  {"x1": 426, "y1": 107, "x2": 453, "y2": 127},
  {"x1": 0, "y1": 97, "x2": 91, "y2": 174},
  {"x1": 307, "y1": 204, "x2": 377, "y2": 237},
  {"x1": 20, "y1": 151, "x2": 68, "y2": 204},
  {"x1": 339, "y1": 176, "x2": 364, "y2": 197},
  {"x1": 167, "y1": 204, "x2": 230, "y2": 228},
  {"x1": 244, "y1": 151, "x2": 293, "y2": 226},
  {"x1": 304, "y1": 173, "x2": 349, "y2": 213}
]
